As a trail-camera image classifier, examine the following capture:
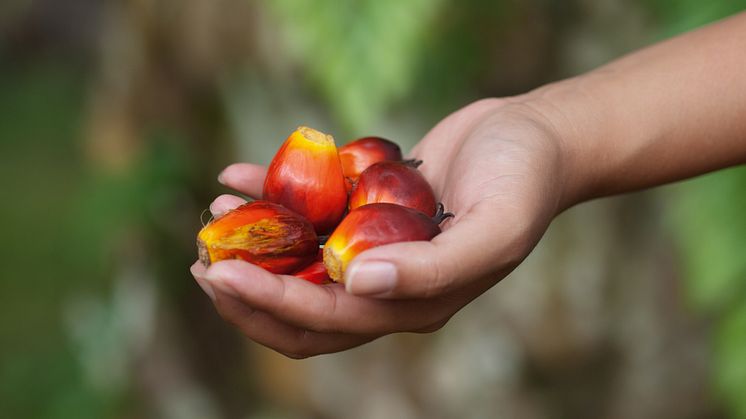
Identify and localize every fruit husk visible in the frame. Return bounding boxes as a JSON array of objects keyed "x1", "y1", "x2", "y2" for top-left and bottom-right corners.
[
  {"x1": 349, "y1": 160, "x2": 437, "y2": 216},
  {"x1": 197, "y1": 201, "x2": 318, "y2": 274},
  {"x1": 323, "y1": 203, "x2": 448, "y2": 282},
  {"x1": 339, "y1": 136, "x2": 403, "y2": 189},
  {"x1": 263, "y1": 126, "x2": 348, "y2": 234},
  {"x1": 291, "y1": 249, "x2": 332, "y2": 284}
]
